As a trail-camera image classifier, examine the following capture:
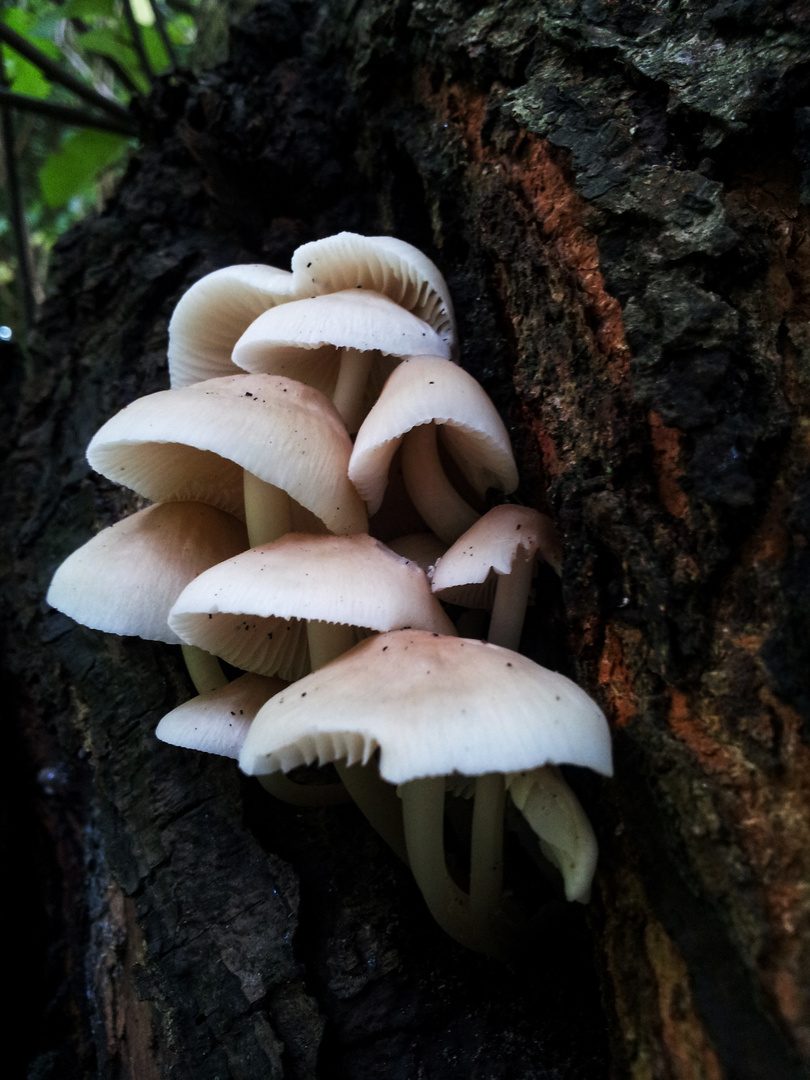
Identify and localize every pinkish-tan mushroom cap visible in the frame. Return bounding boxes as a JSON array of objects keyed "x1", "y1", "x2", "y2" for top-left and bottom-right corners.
[
  {"x1": 239, "y1": 629, "x2": 613, "y2": 784},
  {"x1": 349, "y1": 357, "x2": 518, "y2": 539},
  {"x1": 290, "y1": 232, "x2": 456, "y2": 351},
  {"x1": 169, "y1": 534, "x2": 455, "y2": 680},
  {"x1": 168, "y1": 264, "x2": 297, "y2": 387},
  {"x1": 430, "y1": 505, "x2": 563, "y2": 607},
  {"x1": 85, "y1": 374, "x2": 367, "y2": 535},
  {"x1": 233, "y1": 290, "x2": 450, "y2": 374},
  {"x1": 46, "y1": 502, "x2": 248, "y2": 644}
]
